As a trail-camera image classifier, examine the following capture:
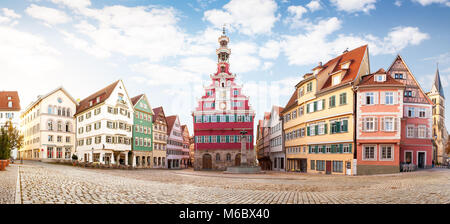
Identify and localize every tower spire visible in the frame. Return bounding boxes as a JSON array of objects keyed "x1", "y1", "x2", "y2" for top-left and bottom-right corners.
[{"x1": 432, "y1": 62, "x2": 445, "y2": 98}]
